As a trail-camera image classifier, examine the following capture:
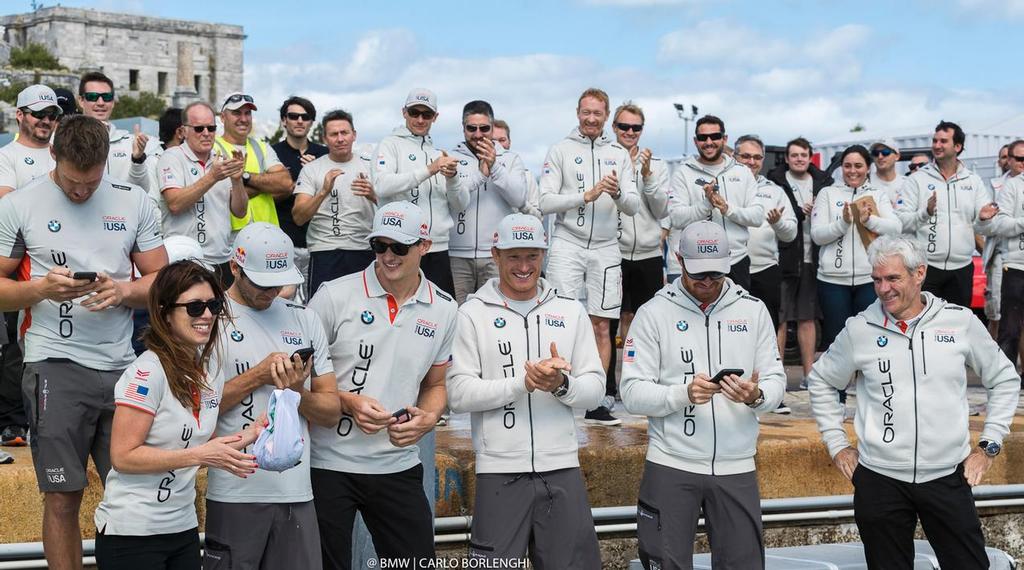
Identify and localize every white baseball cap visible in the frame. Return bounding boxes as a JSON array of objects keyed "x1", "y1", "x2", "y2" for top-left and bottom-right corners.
[
  {"x1": 163, "y1": 236, "x2": 211, "y2": 269},
  {"x1": 404, "y1": 88, "x2": 438, "y2": 113},
  {"x1": 17, "y1": 84, "x2": 60, "y2": 112},
  {"x1": 678, "y1": 221, "x2": 730, "y2": 274},
  {"x1": 870, "y1": 137, "x2": 900, "y2": 154},
  {"x1": 367, "y1": 201, "x2": 429, "y2": 245},
  {"x1": 493, "y1": 213, "x2": 548, "y2": 250},
  {"x1": 221, "y1": 92, "x2": 257, "y2": 112},
  {"x1": 231, "y1": 223, "x2": 303, "y2": 287}
]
